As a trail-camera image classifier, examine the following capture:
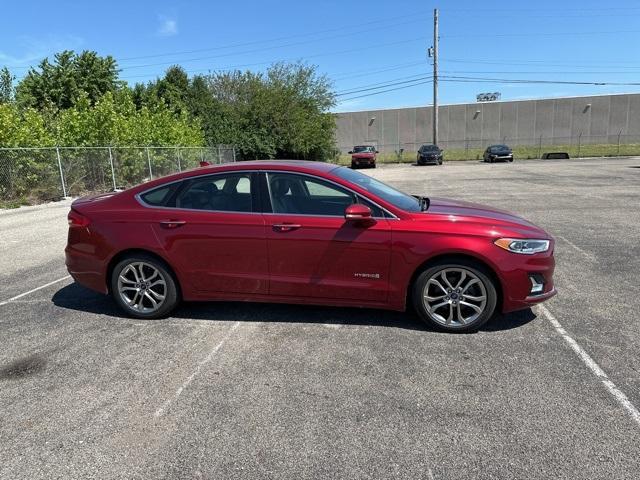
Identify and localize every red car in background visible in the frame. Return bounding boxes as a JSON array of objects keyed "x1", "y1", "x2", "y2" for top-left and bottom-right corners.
[
  {"x1": 349, "y1": 145, "x2": 378, "y2": 168},
  {"x1": 66, "y1": 160, "x2": 555, "y2": 332}
]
